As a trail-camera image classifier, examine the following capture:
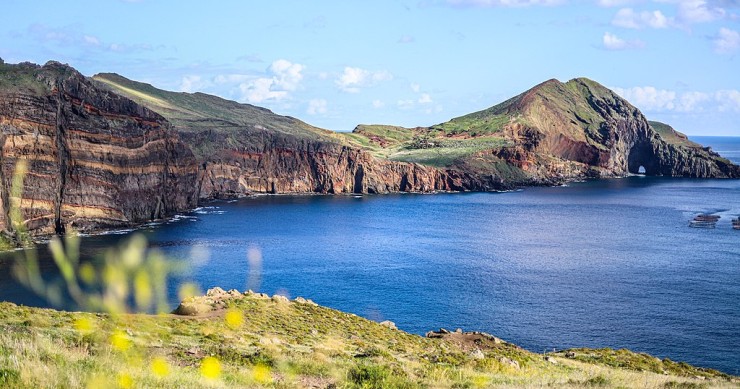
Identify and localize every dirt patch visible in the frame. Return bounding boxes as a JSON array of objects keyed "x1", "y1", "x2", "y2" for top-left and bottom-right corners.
[{"x1": 425, "y1": 328, "x2": 509, "y2": 352}]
